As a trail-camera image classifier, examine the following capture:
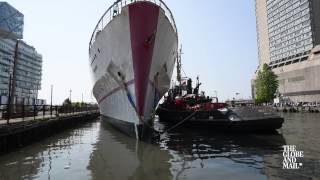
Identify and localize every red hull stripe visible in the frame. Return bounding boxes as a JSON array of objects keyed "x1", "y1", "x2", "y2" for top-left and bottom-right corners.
[{"x1": 129, "y1": 2, "x2": 160, "y2": 116}]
